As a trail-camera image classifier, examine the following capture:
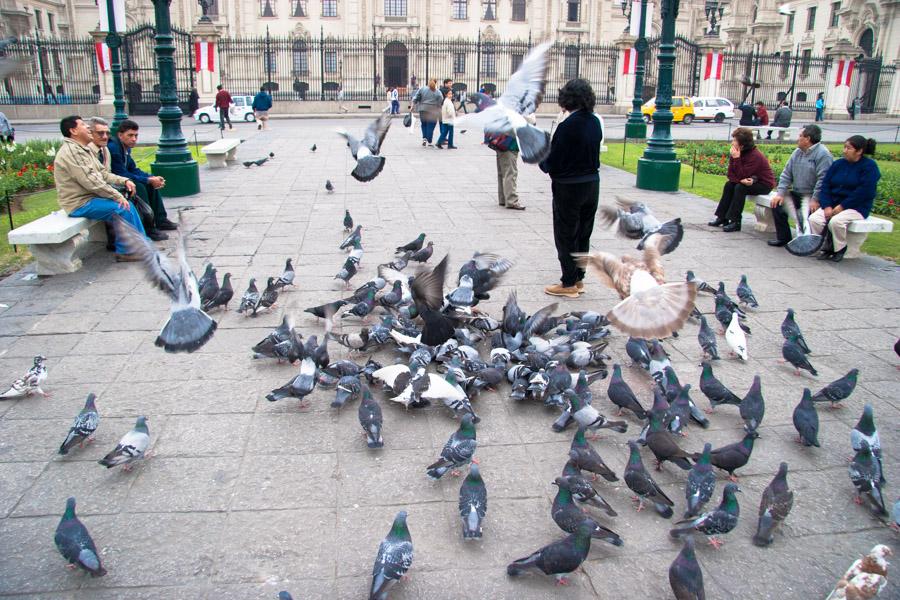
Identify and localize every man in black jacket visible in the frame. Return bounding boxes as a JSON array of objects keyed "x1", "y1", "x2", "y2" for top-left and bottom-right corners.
[{"x1": 539, "y1": 79, "x2": 603, "y2": 298}]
